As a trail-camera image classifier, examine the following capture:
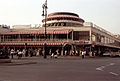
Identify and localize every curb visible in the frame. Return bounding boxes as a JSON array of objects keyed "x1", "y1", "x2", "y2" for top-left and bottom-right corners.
[
  {"x1": 0, "y1": 59, "x2": 11, "y2": 63},
  {"x1": 0, "y1": 61, "x2": 37, "y2": 66}
]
